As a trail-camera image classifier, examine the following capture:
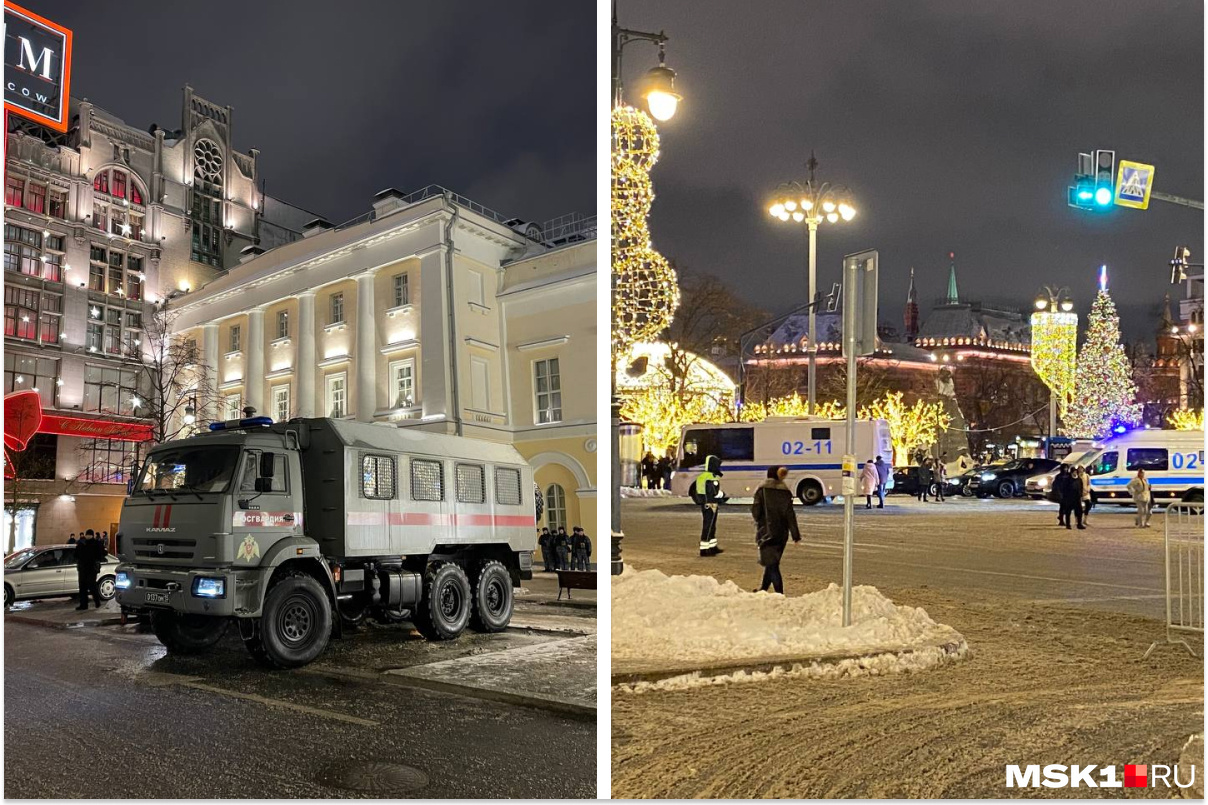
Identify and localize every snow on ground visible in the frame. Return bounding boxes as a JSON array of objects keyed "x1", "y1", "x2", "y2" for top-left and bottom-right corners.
[
  {"x1": 619, "y1": 487, "x2": 673, "y2": 498},
  {"x1": 612, "y1": 568, "x2": 968, "y2": 681}
]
